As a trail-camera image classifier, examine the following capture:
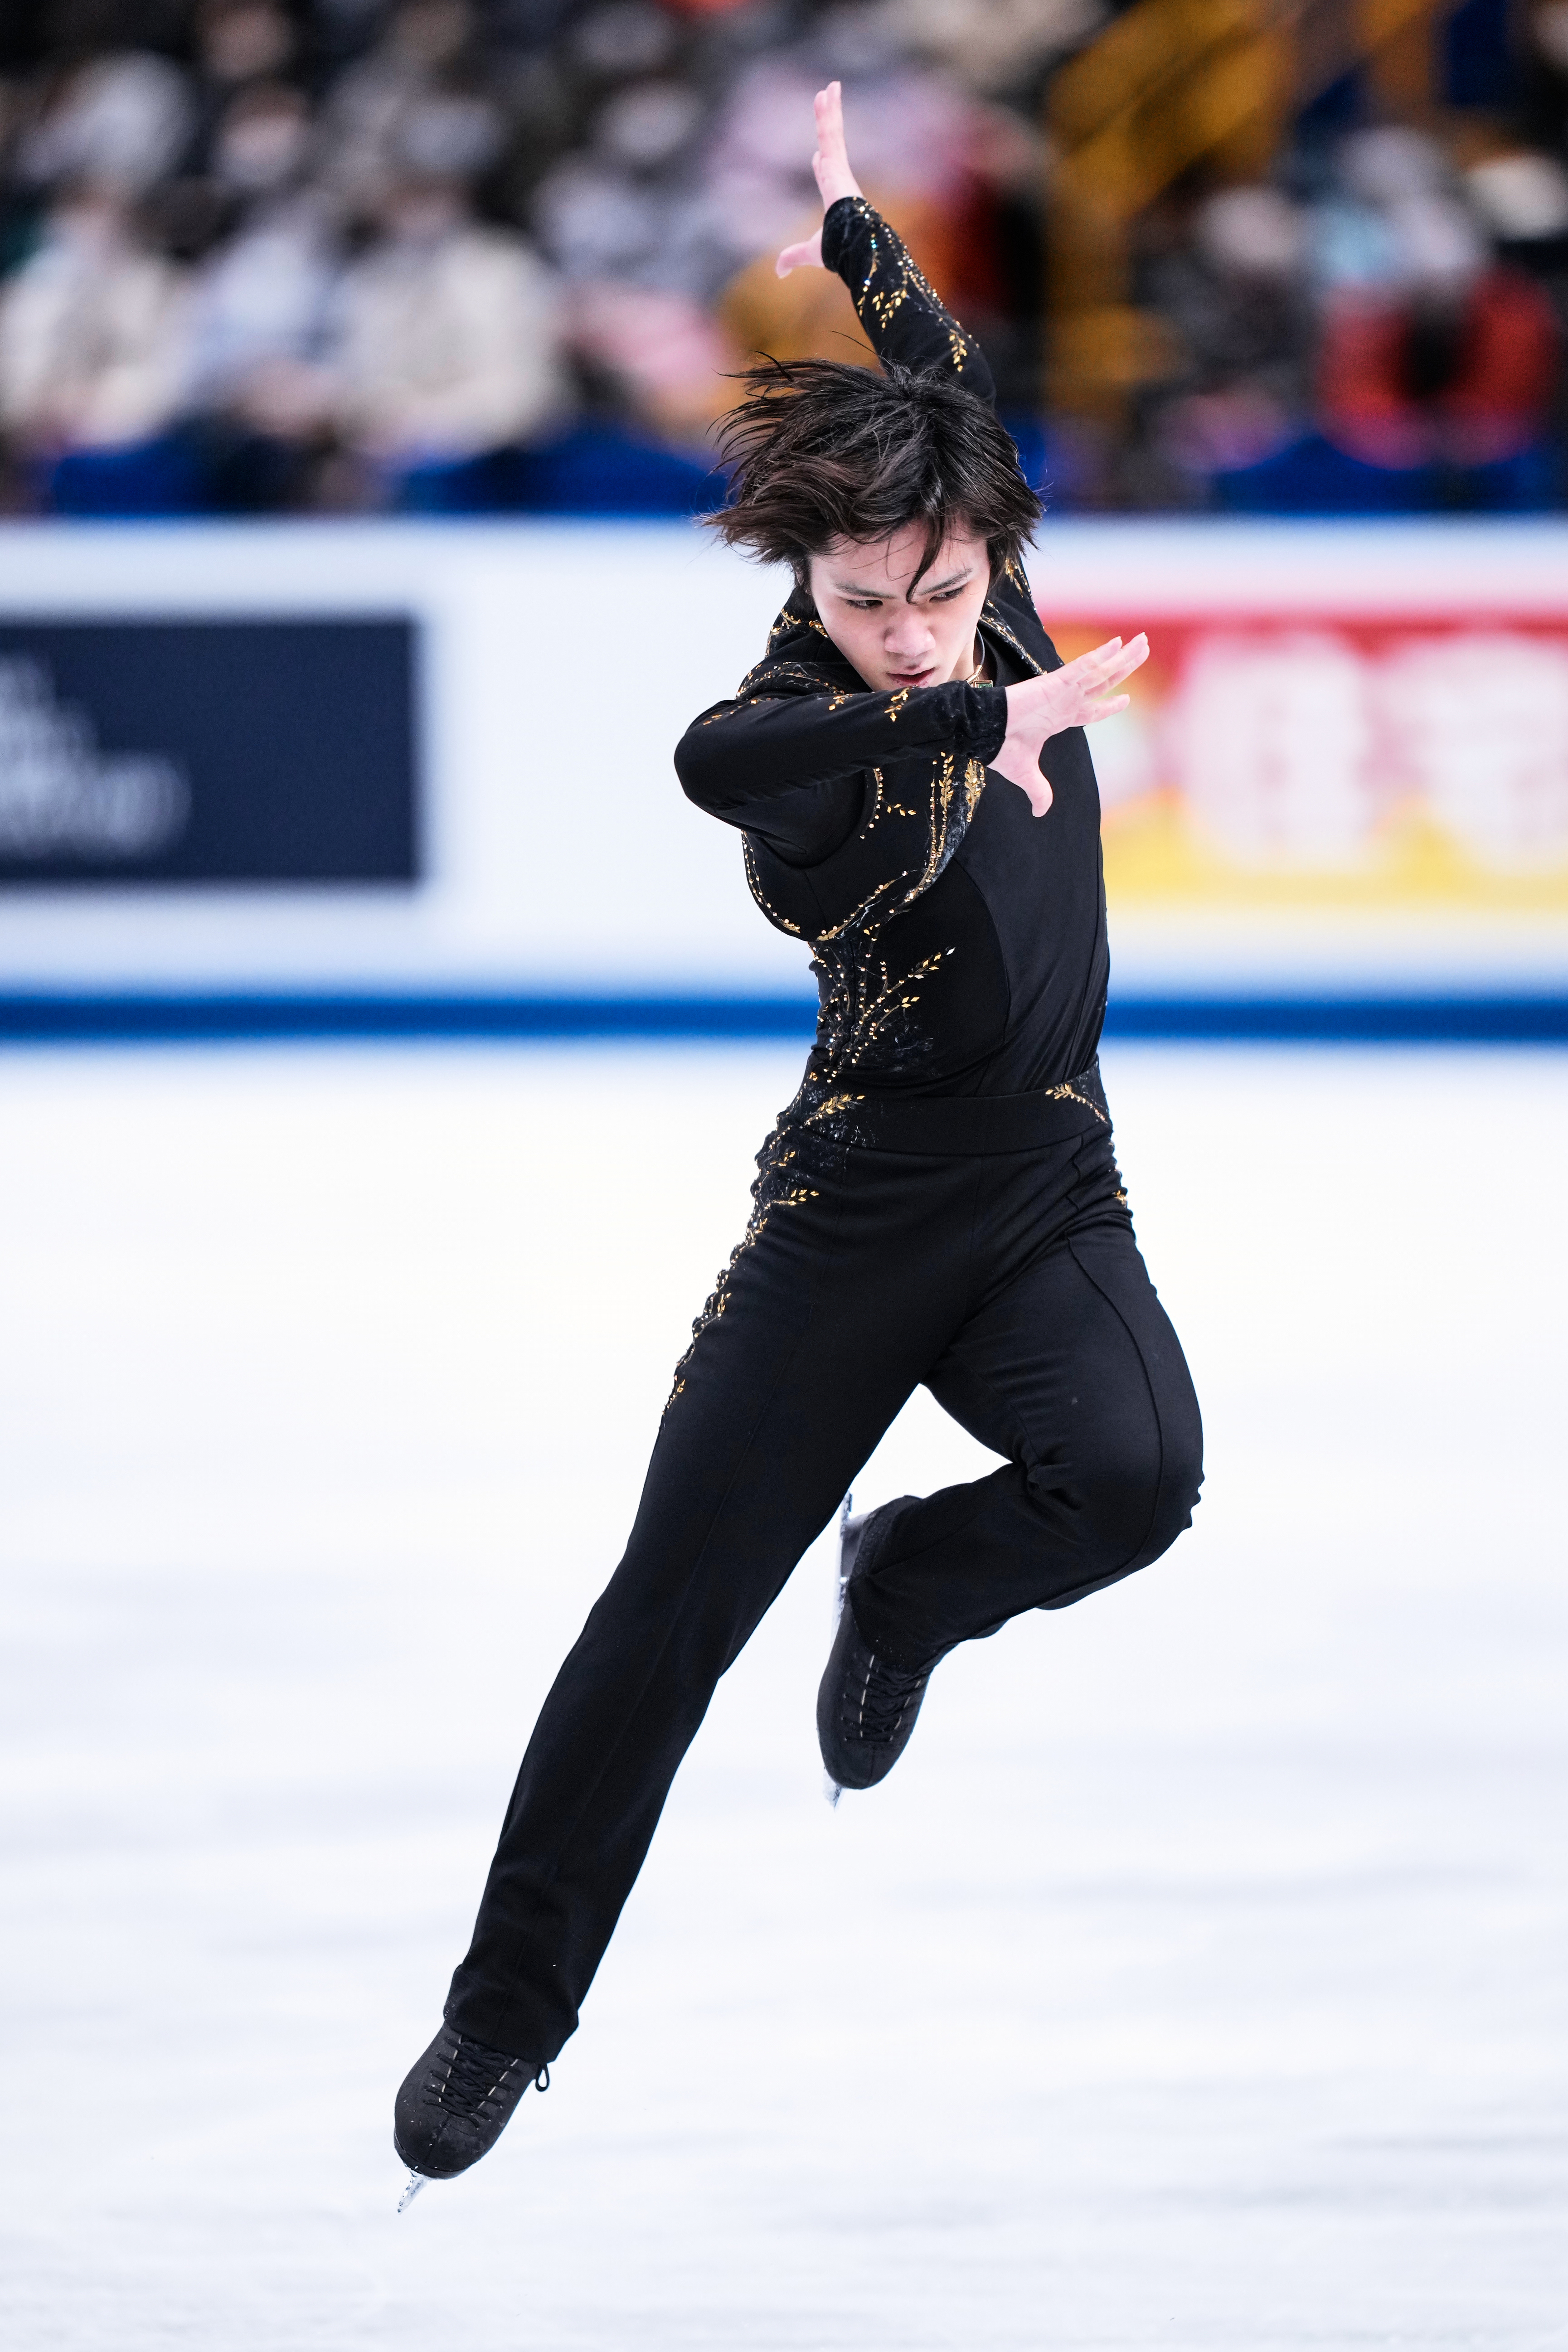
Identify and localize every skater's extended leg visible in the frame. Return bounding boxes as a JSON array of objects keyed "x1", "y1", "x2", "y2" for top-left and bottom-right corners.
[{"x1": 442, "y1": 1132, "x2": 973, "y2": 2065}]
